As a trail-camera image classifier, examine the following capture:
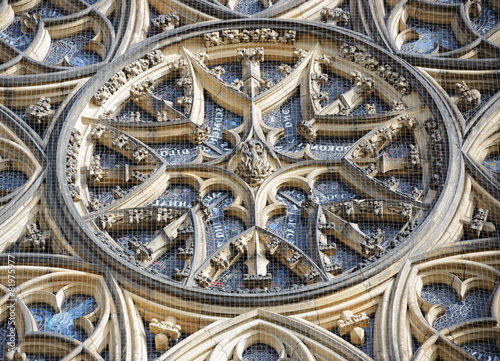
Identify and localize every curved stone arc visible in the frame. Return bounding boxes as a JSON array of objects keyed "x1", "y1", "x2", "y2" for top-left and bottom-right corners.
[
  {"x1": 372, "y1": 0, "x2": 500, "y2": 64},
  {"x1": 0, "y1": 264, "x2": 119, "y2": 358},
  {"x1": 188, "y1": 225, "x2": 329, "y2": 289},
  {"x1": 462, "y1": 94, "x2": 500, "y2": 187},
  {"x1": 252, "y1": 45, "x2": 316, "y2": 114},
  {"x1": 389, "y1": 245, "x2": 500, "y2": 360},
  {"x1": 49, "y1": 19, "x2": 462, "y2": 307},
  {"x1": 158, "y1": 309, "x2": 373, "y2": 361},
  {"x1": 73, "y1": 124, "x2": 167, "y2": 214},
  {"x1": 184, "y1": 47, "x2": 251, "y2": 115},
  {"x1": 0, "y1": 0, "x2": 142, "y2": 79},
  {"x1": 0, "y1": 108, "x2": 46, "y2": 252}
]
